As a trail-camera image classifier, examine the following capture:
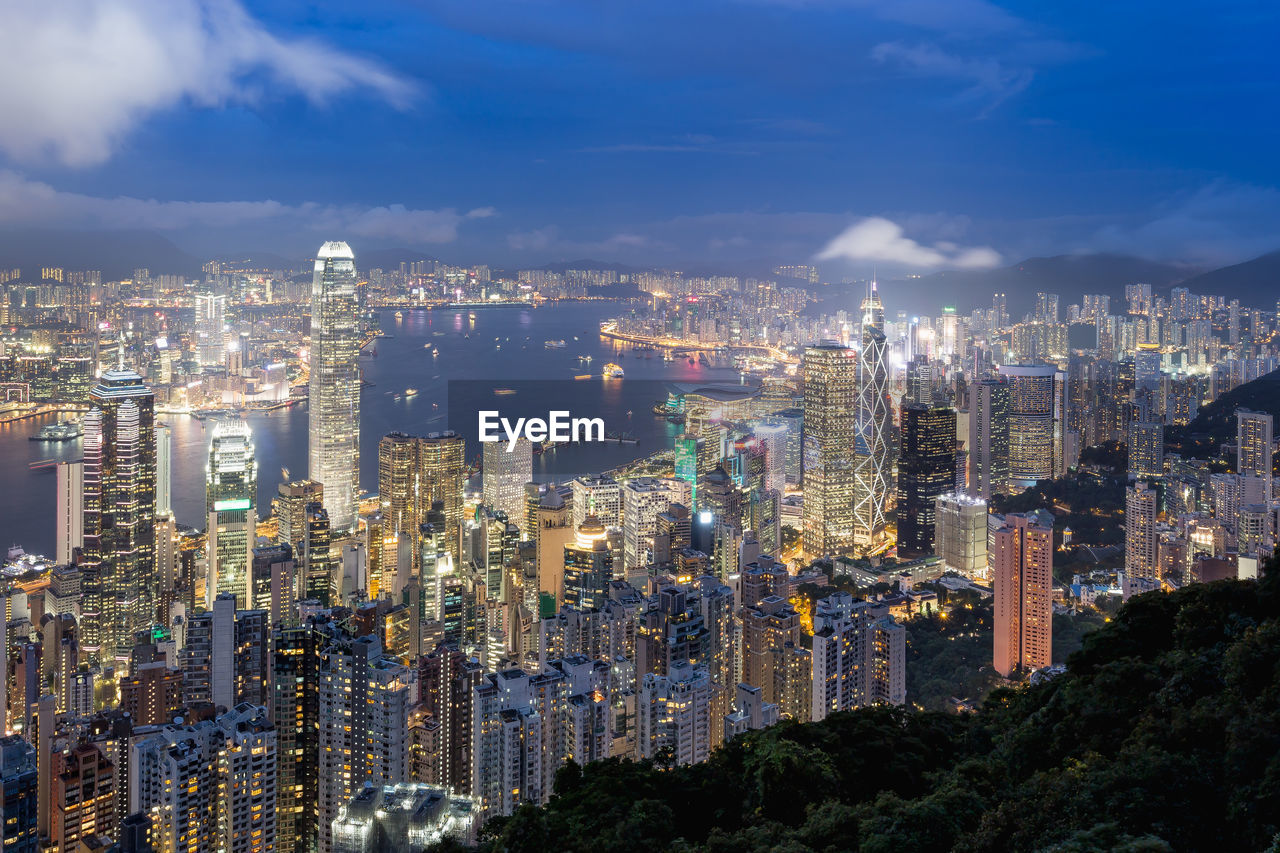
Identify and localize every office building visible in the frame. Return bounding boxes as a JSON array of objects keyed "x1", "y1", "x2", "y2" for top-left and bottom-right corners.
[
  {"x1": 855, "y1": 324, "x2": 891, "y2": 550},
  {"x1": 992, "y1": 513, "x2": 1054, "y2": 677},
  {"x1": 81, "y1": 367, "x2": 157, "y2": 661},
  {"x1": 206, "y1": 419, "x2": 258, "y2": 608},
  {"x1": 0, "y1": 735, "x2": 37, "y2": 853},
  {"x1": 897, "y1": 405, "x2": 957, "y2": 556},
  {"x1": 998, "y1": 365, "x2": 1059, "y2": 488},
  {"x1": 563, "y1": 518, "x2": 615, "y2": 613},
  {"x1": 622, "y1": 477, "x2": 689, "y2": 577},
  {"x1": 274, "y1": 479, "x2": 324, "y2": 549},
  {"x1": 309, "y1": 241, "x2": 361, "y2": 532},
  {"x1": 482, "y1": 438, "x2": 533, "y2": 530},
  {"x1": 934, "y1": 493, "x2": 989, "y2": 577},
  {"x1": 55, "y1": 460, "x2": 83, "y2": 566},
  {"x1": 571, "y1": 474, "x2": 621, "y2": 531},
  {"x1": 967, "y1": 378, "x2": 1010, "y2": 500},
  {"x1": 802, "y1": 343, "x2": 858, "y2": 557}
]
